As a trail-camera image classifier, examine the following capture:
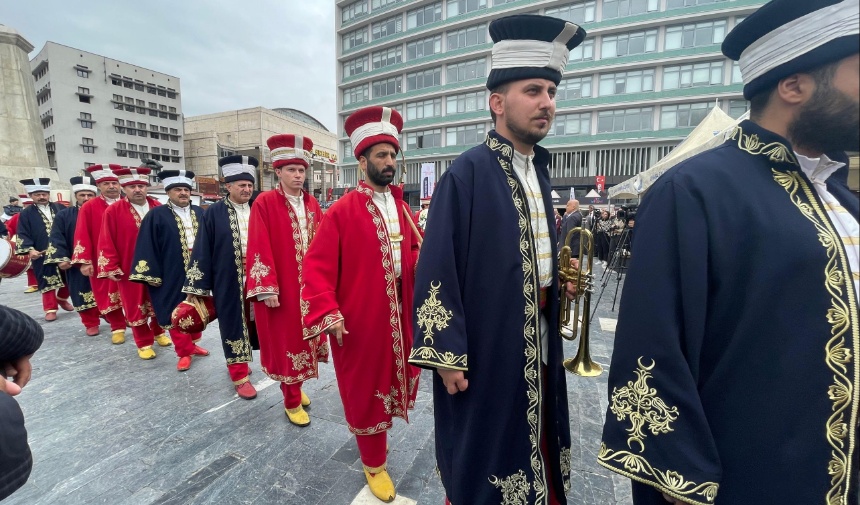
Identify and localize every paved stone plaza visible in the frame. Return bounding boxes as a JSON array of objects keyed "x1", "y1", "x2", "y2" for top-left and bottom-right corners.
[{"x1": 1, "y1": 265, "x2": 633, "y2": 505}]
